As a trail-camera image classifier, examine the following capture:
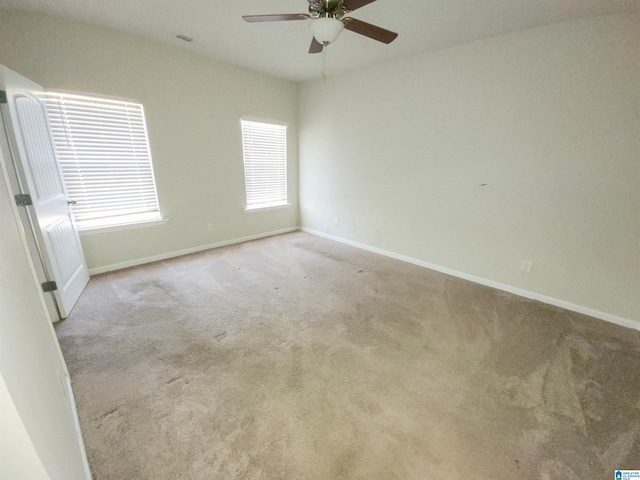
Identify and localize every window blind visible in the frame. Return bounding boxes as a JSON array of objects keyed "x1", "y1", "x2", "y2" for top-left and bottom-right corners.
[
  {"x1": 45, "y1": 92, "x2": 161, "y2": 230},
  {"x1": 241, "y1": 120, "x2": 287, "y2": 210}
]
